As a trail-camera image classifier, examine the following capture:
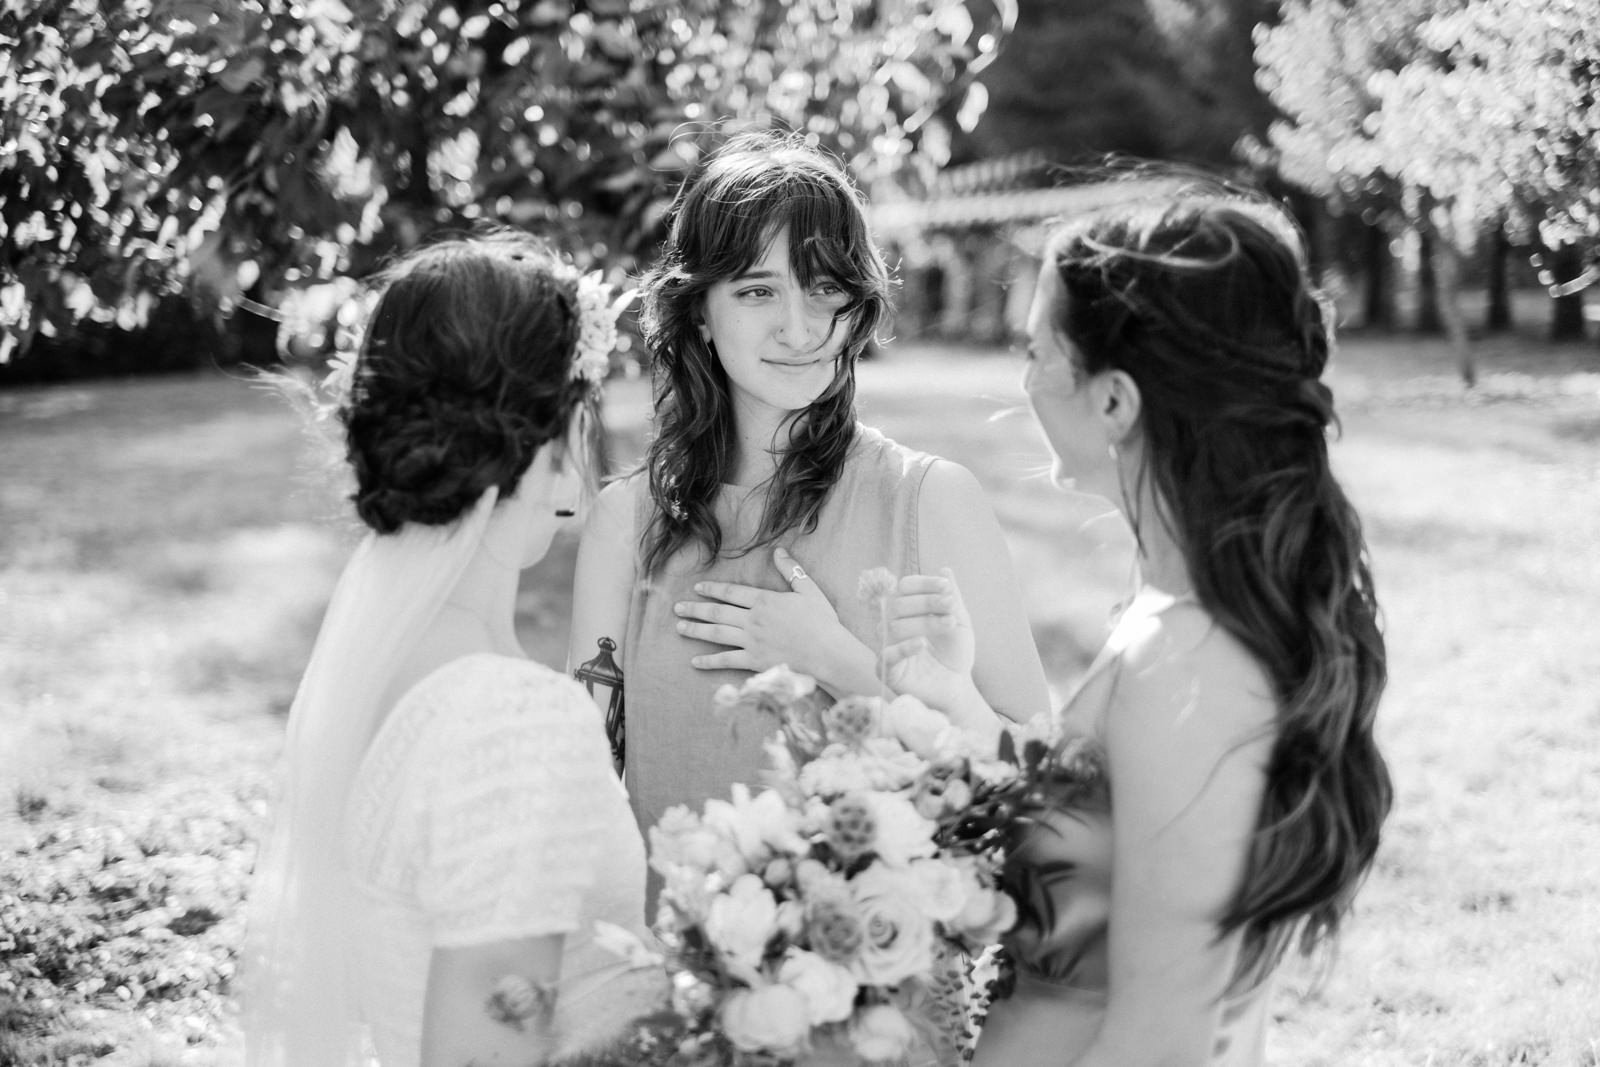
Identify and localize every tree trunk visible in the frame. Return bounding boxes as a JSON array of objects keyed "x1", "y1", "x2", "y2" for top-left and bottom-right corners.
[
  {"x1": 1361, "y1": 220, "x2": 1396, "y2": 329},
  {"x1": 1433, "y1": 235, "x2": 1475, "y2": 387},
  {"x1": 1544, "y1": 243, "x2": 1588, "y2": 341},
  {"x1": 1485, "y1": 222, "x2": 1512, "y2": 333},
  {"x1": 1295, "y1": 194, "x2": 1325, "y2": 280},
  {"x1": 1414, "y1": 226, "x2": 1442, "y2": 333}
]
